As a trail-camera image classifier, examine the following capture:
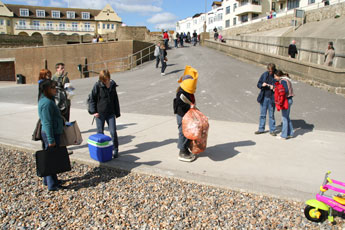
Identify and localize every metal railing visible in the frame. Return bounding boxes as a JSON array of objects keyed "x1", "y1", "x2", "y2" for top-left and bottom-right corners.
[{"x1": 81, "y1": 43, "x2": 156, "y2": 78}]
